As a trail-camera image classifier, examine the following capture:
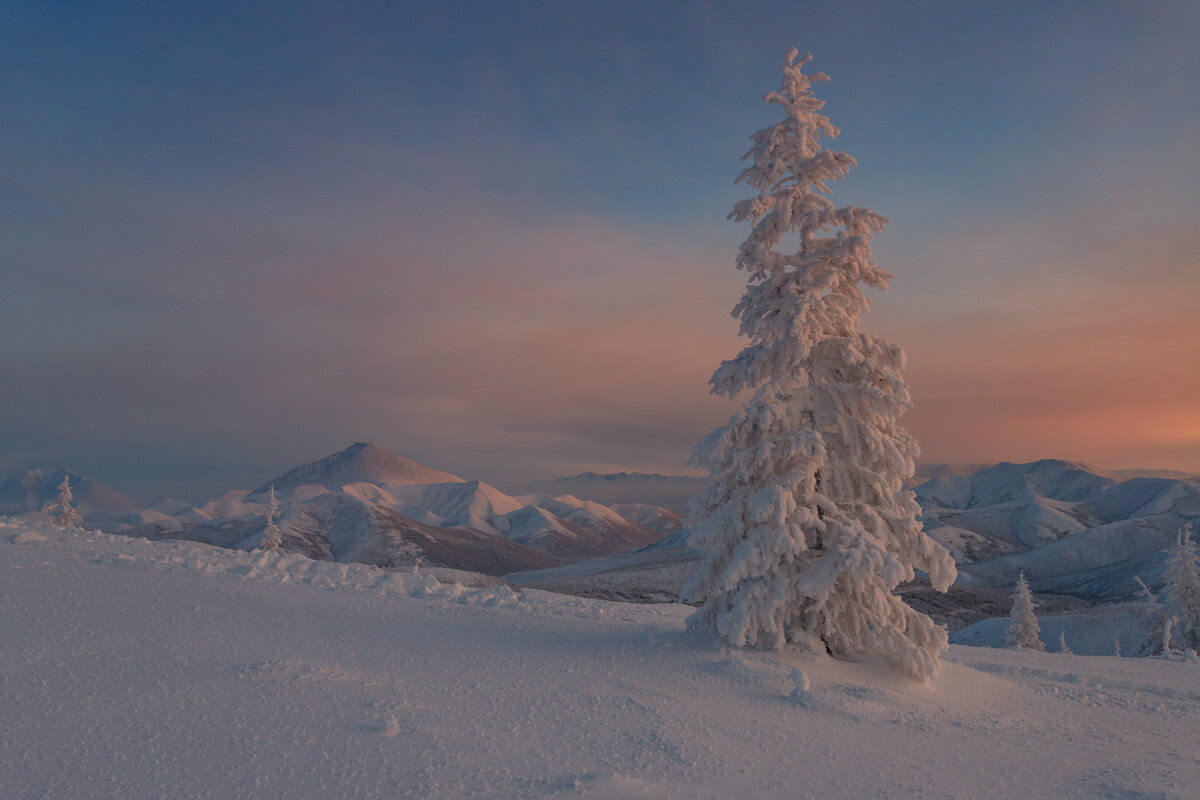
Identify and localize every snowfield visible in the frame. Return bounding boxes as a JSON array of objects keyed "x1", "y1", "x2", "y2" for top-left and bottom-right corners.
[{"x1": 3, "y1": 519, "x2": 1197, "y2": 799}]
